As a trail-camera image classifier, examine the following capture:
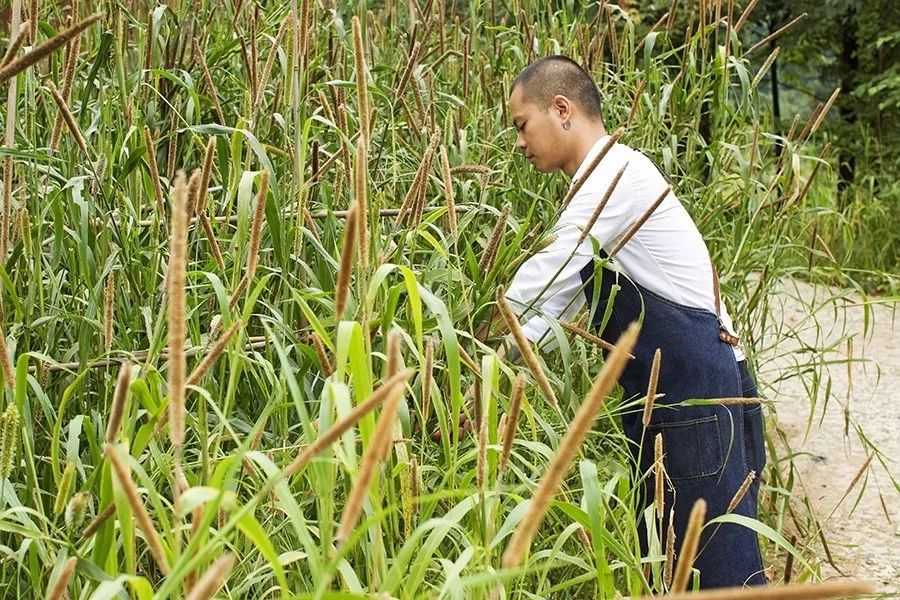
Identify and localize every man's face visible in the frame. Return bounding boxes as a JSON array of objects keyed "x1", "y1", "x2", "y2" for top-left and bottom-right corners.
[{"x1": 509, "y1": 85, "x2": 567, "y2": 173}]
